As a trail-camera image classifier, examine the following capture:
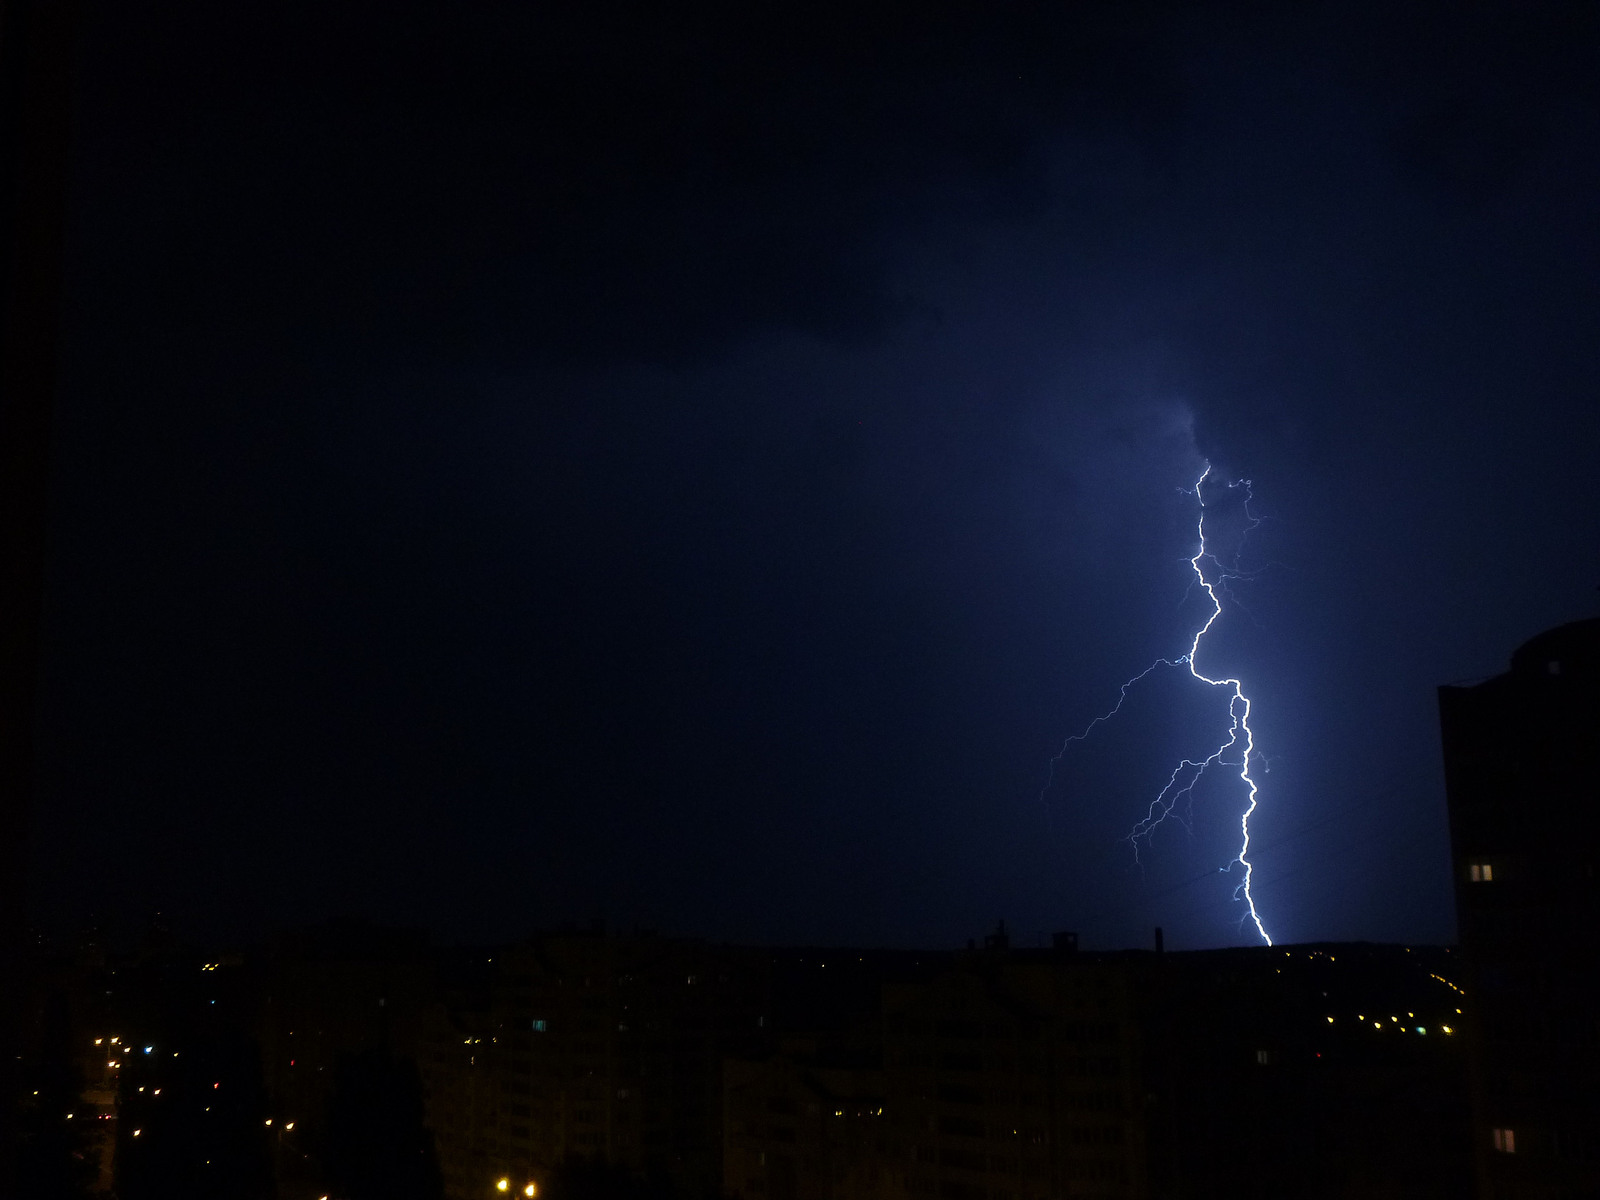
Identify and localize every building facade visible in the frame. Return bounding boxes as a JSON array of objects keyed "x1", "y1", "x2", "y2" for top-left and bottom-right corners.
[
  {"x1": 725, "y1": 939, "x2": 1470, "y2": 1200},
  {"x1": 1440, "y1": 618, "x2": 1600, "y2": 1197}
]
